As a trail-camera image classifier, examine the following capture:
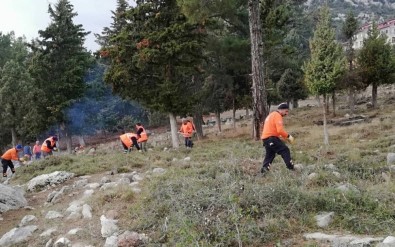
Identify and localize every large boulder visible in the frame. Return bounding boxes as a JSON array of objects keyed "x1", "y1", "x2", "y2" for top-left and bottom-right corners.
[
  {"x1": 27, "y1": 171, "x2": 74, "y2": 191},
  {"x1": 0, "y1": 225, "x2": 38, "y2": 247},
  {"x1": 0, "y1": 184, "x2": 27, "y2": 213}
]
